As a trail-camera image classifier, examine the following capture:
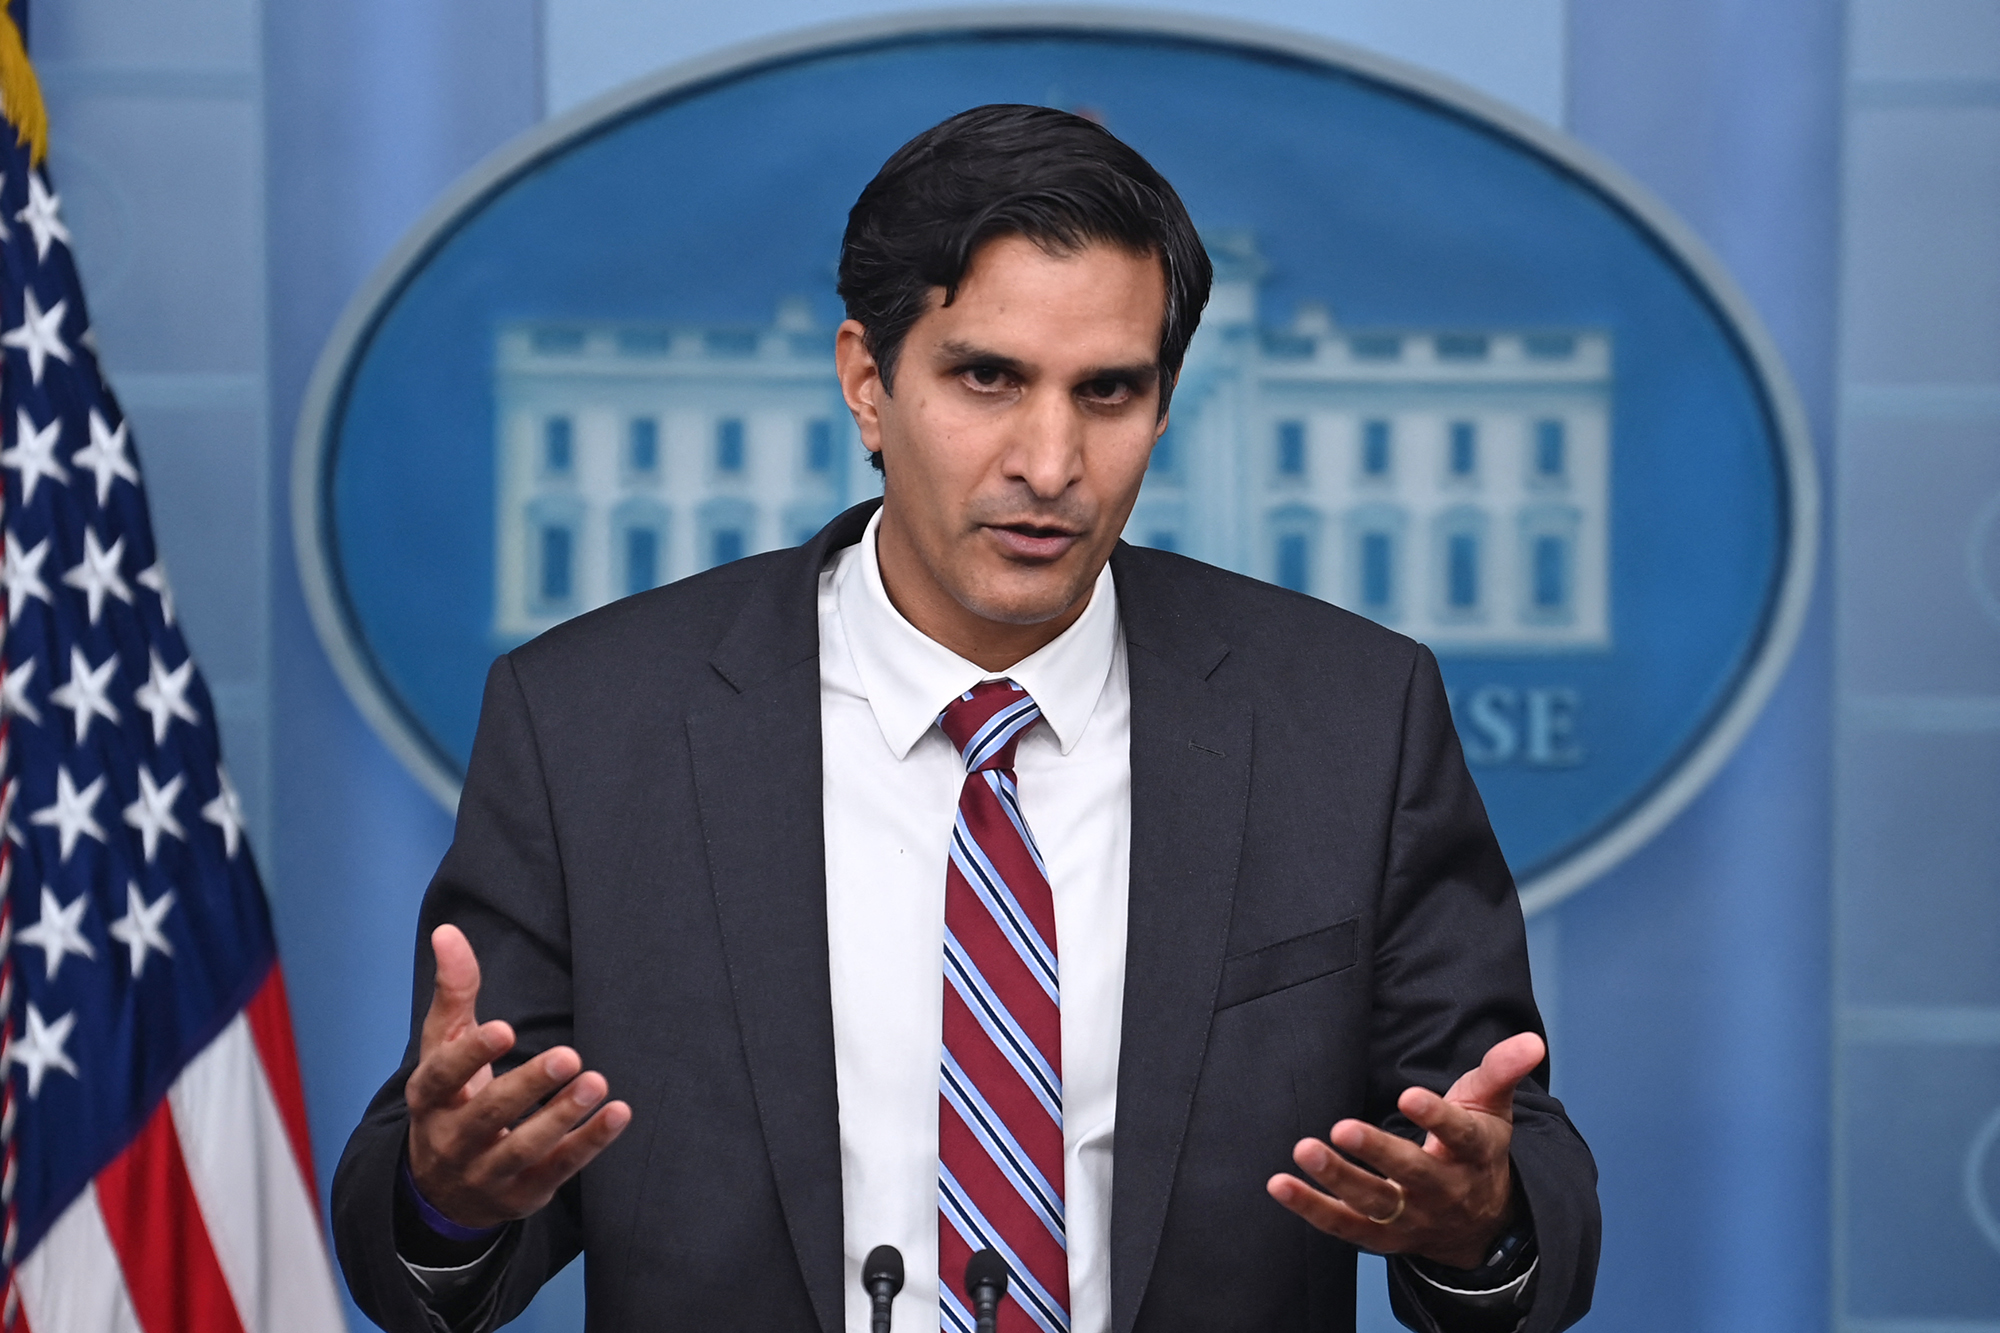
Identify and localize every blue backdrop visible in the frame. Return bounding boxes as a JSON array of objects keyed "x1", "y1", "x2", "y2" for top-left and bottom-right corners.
[
  {"x1": 318, "y1": 29, "x2": 1791, "y2": 892},
  {"x1": 54, "y1": 0, "x2": 1998, "y2": 1330}
]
